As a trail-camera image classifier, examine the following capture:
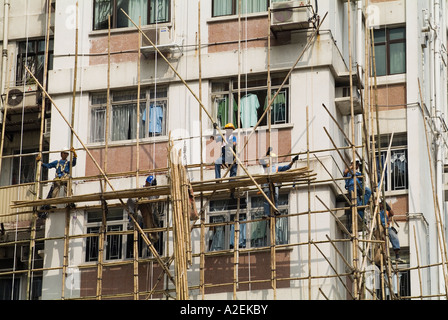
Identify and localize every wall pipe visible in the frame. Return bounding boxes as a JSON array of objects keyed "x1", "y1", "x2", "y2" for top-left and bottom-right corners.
[{"x1": 0, "y1": 0, "x2": 10, "y2": 125}]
